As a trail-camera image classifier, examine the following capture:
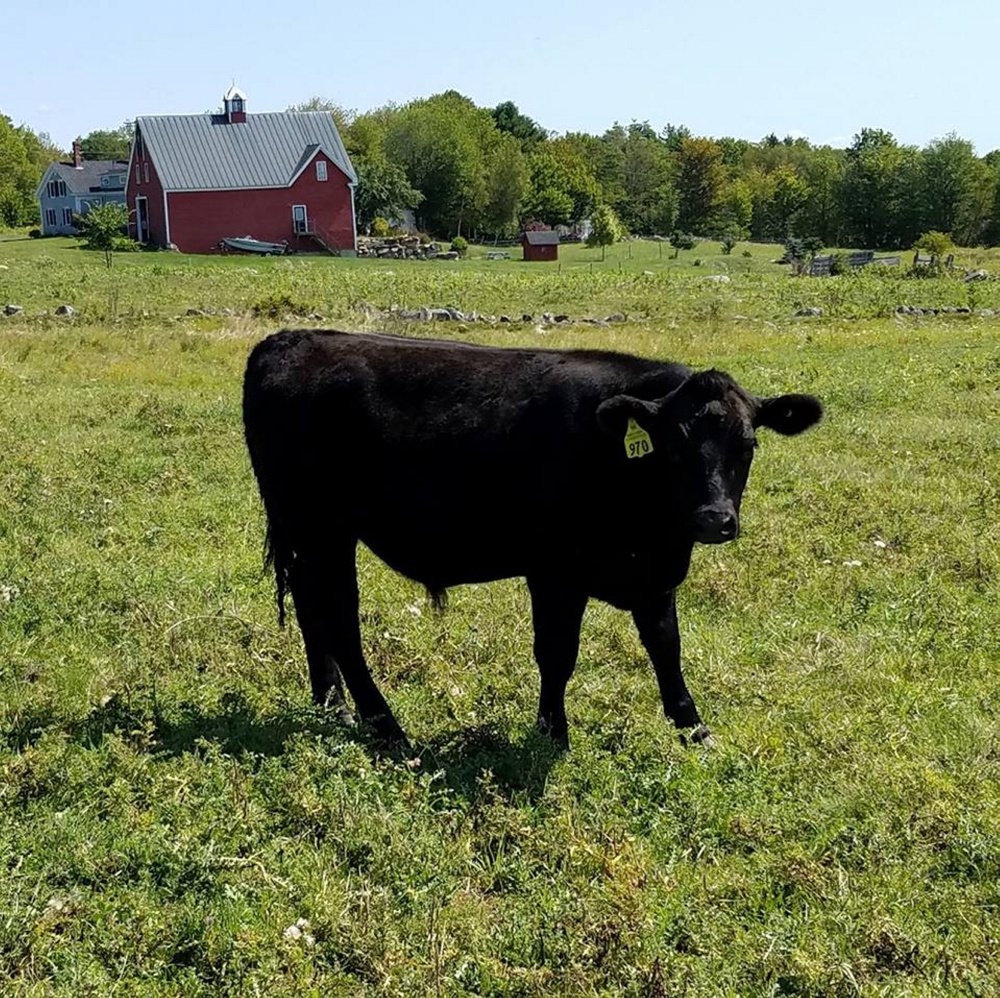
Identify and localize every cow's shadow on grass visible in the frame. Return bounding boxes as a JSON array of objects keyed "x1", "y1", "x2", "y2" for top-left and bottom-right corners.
[
  {"x1": 417, "y1": 724, "x2": 563, "y2": 803},
  {"x1": 6, "y1": 691, "x2": 560, "y2": 803}
]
